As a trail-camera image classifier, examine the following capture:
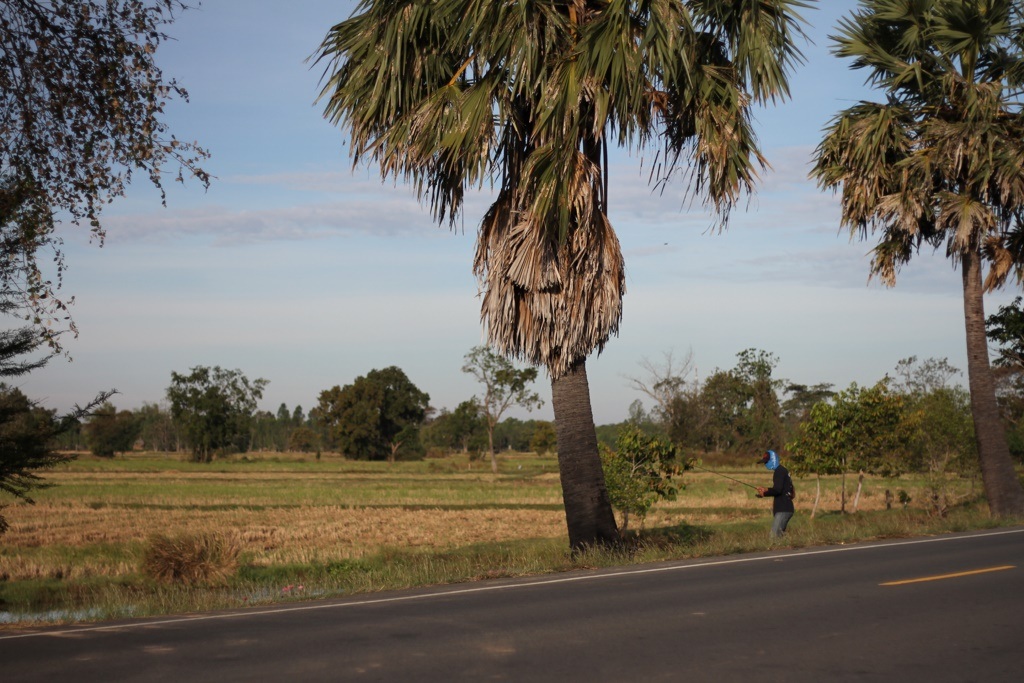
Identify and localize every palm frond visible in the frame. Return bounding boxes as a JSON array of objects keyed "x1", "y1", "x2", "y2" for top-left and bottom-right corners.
[
  {"x1": 869, "y1": 229, "x2": 917, "y2": 287},
  {"x1": 690, "y1": 0, "x2": 812, "y2": 103},
  {"x1": 476, "y1": 205, "x2": 625, "y2": 379}
]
